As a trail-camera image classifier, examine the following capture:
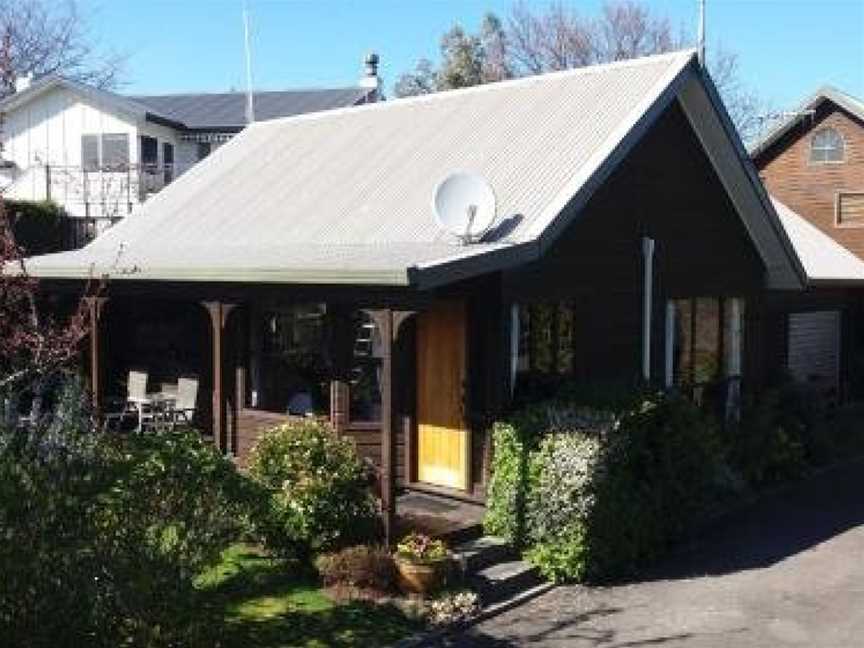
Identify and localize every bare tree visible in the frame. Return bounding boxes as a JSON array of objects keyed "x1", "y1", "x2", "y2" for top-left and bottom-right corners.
[
  {"x1": 393, "y1": 1, "x2": 764, "y2": 141},
  {"x1": 0, "y1": 0, "x2": 125, "y2": 98},
  {"x1": 0, "y1": 197, "x2": 100, "y2": 427},
  {"x1": 709, "y1": 45, "x2": 771, "y2": 144}
]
